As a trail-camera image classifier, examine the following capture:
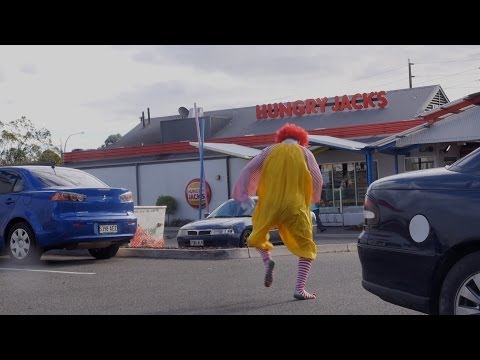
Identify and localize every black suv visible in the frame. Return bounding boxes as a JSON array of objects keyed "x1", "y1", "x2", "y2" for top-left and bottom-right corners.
[{"x1": 358, "y1": 146, "x2": 480, "y2": 315}]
